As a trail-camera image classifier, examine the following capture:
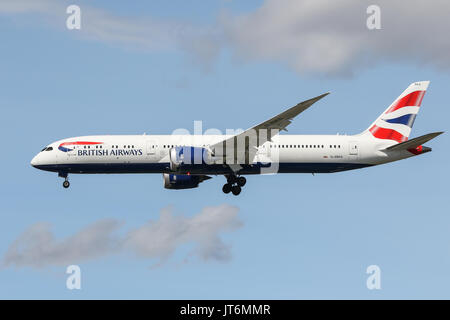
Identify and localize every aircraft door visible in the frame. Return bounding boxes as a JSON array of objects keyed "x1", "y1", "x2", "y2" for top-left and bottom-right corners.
[
  {"x1": 67, "y1": 147, "x2": 76, "y2": 157},
  {"x1": 348, "y1": 141, "x2": 359, "y2": 159},
  {"x1": 63, "y1": 145, "x2": 76, "y2": 163},
  {"x1": 257, "y1": 143, "x2": 271, "y2": 163},
  {"x1": 146, "y1": 140, "x2": 157, "y2": 160}
]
